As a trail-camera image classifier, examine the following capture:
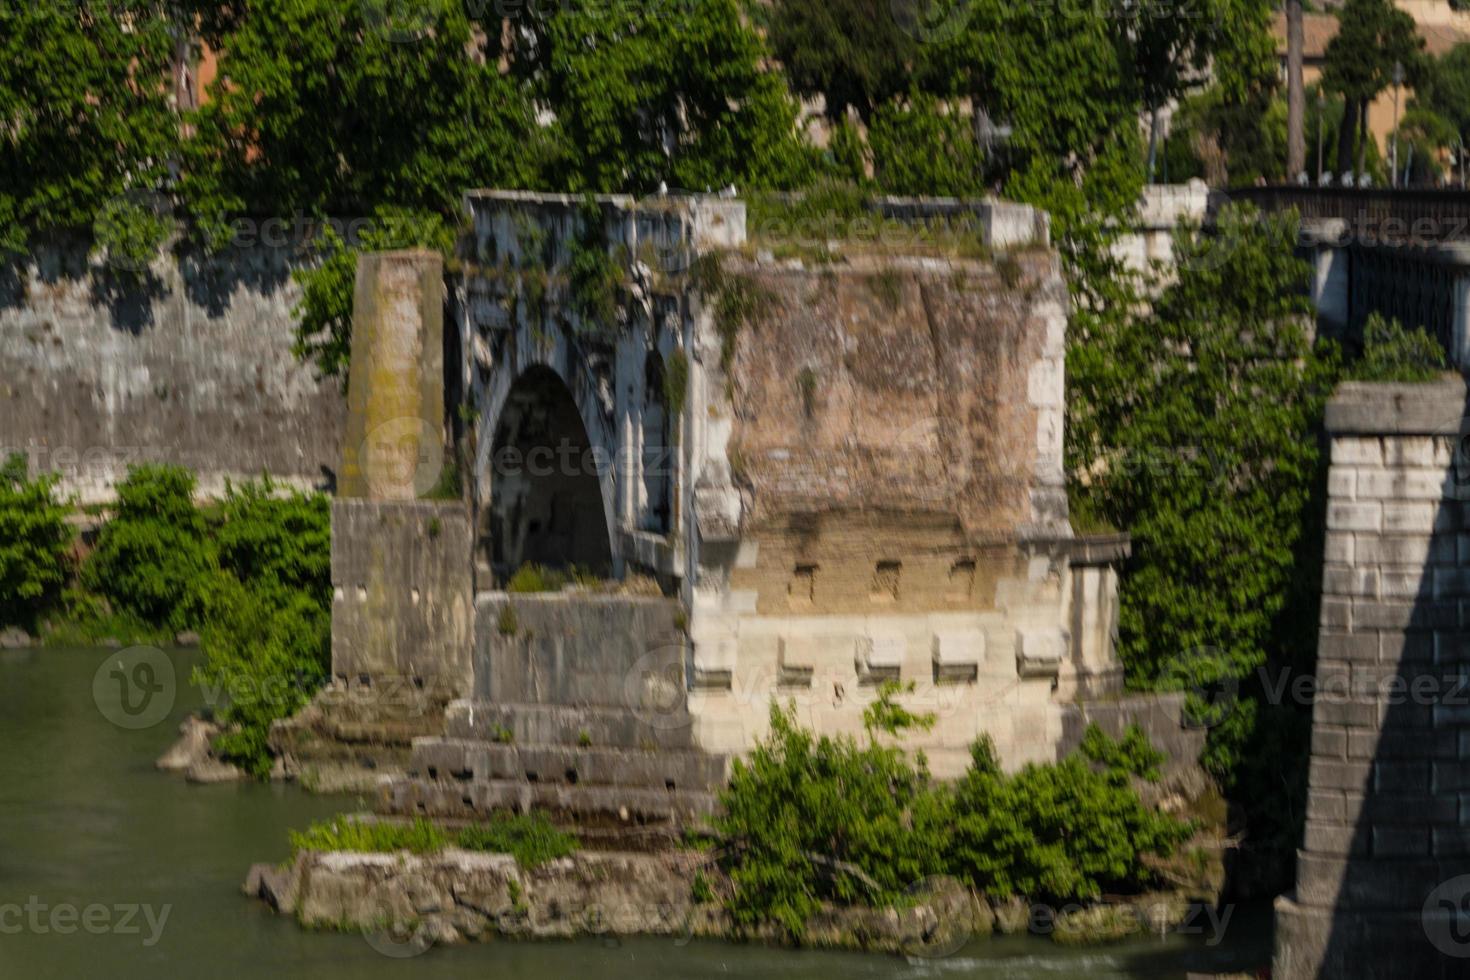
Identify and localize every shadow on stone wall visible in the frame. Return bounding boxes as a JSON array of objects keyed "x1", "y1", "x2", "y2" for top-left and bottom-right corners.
[{"x1": 1275, "y1": 380, "x2": 1470, "y2": 979}]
